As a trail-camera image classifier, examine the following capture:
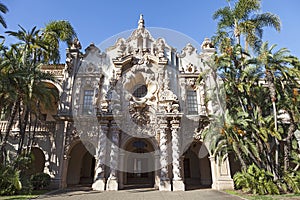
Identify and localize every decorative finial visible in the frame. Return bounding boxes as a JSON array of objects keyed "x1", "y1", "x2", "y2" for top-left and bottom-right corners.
[{"x1": 138, "y1": 14, "x2": 145, "y2": 29}]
